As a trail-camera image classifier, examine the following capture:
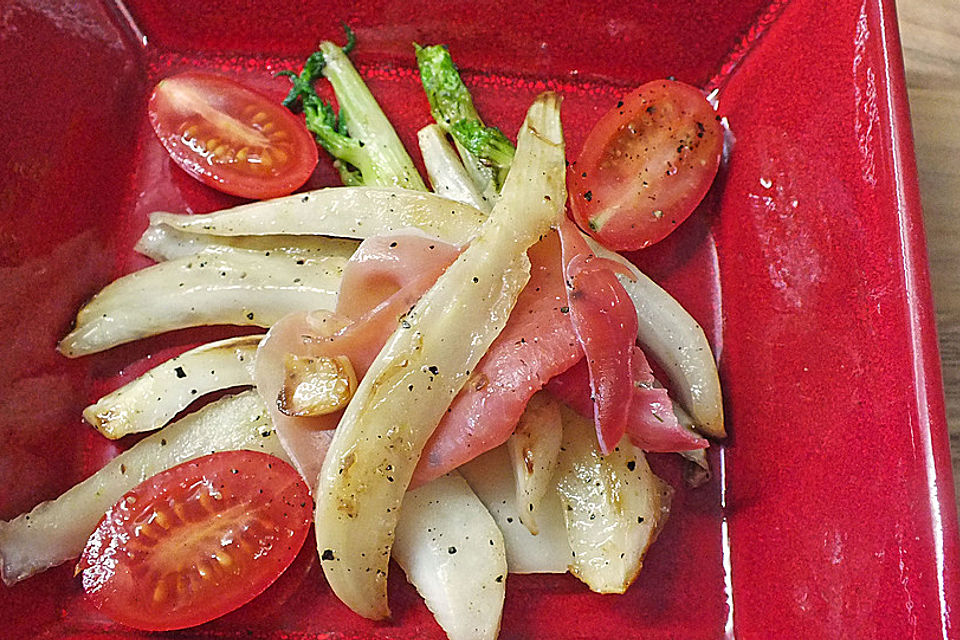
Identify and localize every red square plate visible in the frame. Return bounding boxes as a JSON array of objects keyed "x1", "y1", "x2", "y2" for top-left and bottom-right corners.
[{"x1": 2, "y1": 0, "x2": 958, "y2": 637}]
